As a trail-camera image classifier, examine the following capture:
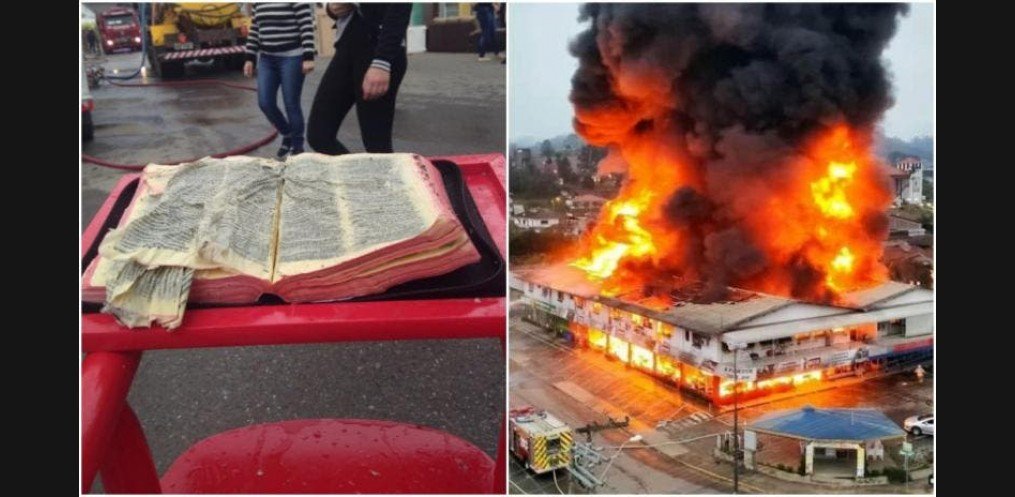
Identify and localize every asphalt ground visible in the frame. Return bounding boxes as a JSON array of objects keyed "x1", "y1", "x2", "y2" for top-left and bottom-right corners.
[{"x1": 82, "y1": 50, "x2": 506, "y2": 487}]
